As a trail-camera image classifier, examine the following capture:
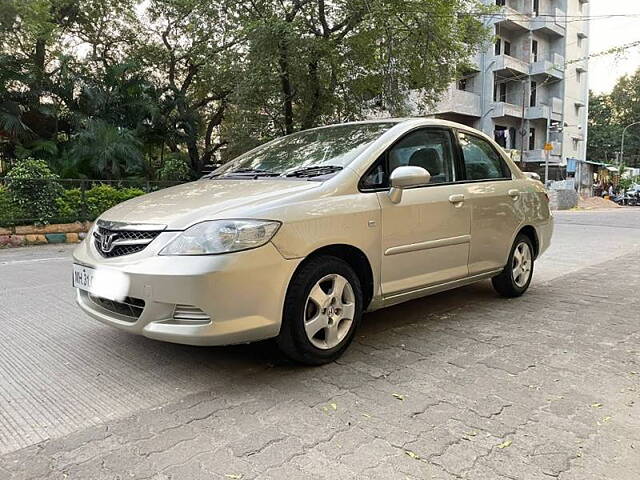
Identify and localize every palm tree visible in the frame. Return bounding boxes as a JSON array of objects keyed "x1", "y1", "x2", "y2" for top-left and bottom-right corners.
[{"x1": 70, "y1": 119, "x2": 143, "y2": 179}]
